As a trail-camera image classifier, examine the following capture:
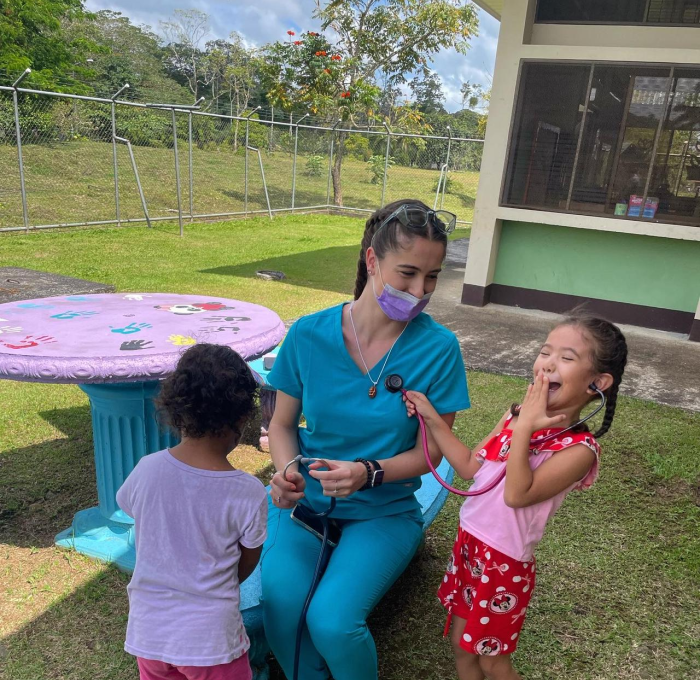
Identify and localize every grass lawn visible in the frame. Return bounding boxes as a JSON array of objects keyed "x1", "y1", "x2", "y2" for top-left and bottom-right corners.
[
  {"x1": 0, "y1": 140, "x2": 480, "y2": 230},
  {"x1": 1, "y1": 215, "x2": 699, "y2": 680}
]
